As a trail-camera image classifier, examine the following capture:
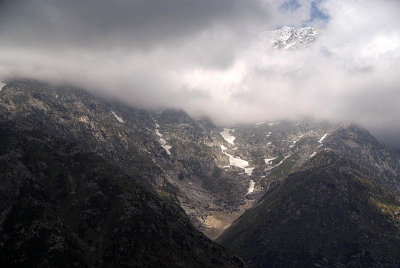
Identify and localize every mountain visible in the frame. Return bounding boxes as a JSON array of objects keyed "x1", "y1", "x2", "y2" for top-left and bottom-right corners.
[
  {"x1": 0, "y1": 119, "x2": 244, "y2": 267},
  {"x1": 217, "y1": 150, "x2": 400, "y2": 267},
  {"x1": 323, "y1": 125, "x2": 400, "y2": 194},
  {"x1": 1, "y1": 78, "x2": 400, "y2": 266},
  {"x1": 0, "y1": 79, "x2": 339, "y2": 238},
  {"x1": 272, "y1": 26, "x2": 318, "y2": 50}
]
